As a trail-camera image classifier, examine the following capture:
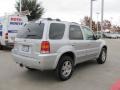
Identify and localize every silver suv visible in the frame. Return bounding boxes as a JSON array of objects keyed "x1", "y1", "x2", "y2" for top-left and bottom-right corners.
[{"x1": 12, "y1": 18, "x2": 107, "y2": 81}]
